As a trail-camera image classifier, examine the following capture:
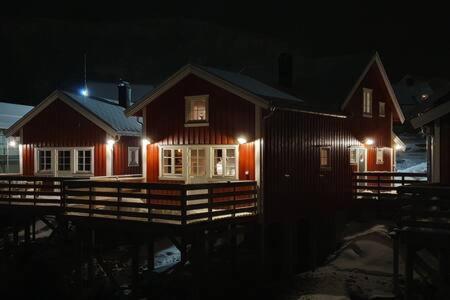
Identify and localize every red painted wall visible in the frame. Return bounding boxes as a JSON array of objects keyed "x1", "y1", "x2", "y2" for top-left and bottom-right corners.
[
  {"x1": 264, "y1": 110, "x2": 360, "y2": 223},
  {"x1": 113, "y1": 136, "x2": 142, "y2": 175},
  {"x1": 20, "y1": 99, "x2": 138, "y2": 177},
  {"x1": 343, "y1": 63, "x2": 395, "y2": 171},
  {"x1": 144, "y1": 74, "x2": 256, "y2": 181}
]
